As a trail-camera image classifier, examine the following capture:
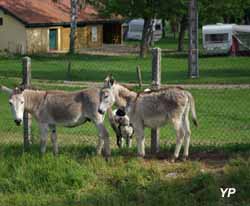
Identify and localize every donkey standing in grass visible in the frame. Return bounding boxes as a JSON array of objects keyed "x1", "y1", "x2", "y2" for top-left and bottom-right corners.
[
  {"x1": 98, "y1": 76, "x2": 198, "y2": 162},
  {"x1": 0, "y1": 85, "x2": 117, "y2": 157}
]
